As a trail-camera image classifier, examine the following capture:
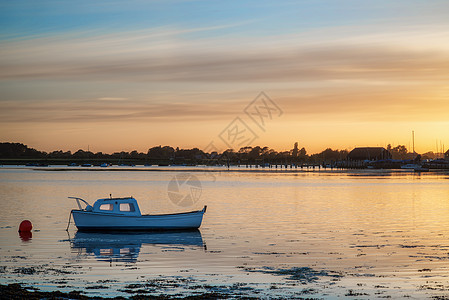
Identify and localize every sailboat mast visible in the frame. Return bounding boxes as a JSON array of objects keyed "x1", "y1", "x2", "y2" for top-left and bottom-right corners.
[{"x1": 412, "y1": 130, "x2": 415, "y2": 154}]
